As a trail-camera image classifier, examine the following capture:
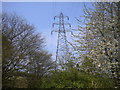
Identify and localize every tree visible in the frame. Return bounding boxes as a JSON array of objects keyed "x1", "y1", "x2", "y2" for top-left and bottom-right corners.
[
  {"x1": 2, "y1": 34, "x2": 14, "y2": 88},
  {"x1": 26, "y1": 50, "x2": 55, "y2": 88},
  {"x1": 0, "y1": 27, "x2": 2, "y2": 89},
  {"x1": 70, "y1": 2, "x2": 120, "y2": 88},
  {"x1": 2, "y1": 13, "x2": 54, "y2": 88},
  {"x1": 41, "y1": 68, "x2": 114, "y2": 88}
]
